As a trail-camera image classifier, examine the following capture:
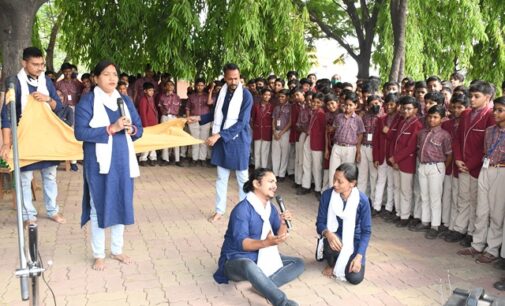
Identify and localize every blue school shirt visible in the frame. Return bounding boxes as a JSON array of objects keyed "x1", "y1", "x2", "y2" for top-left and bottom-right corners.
[
  {"x1": 213, "y1": 199, "x2": 281, "y2": 284},
  {"x1": 315, "y1": 188, "x2": 372, "y2": 261},
  {"x1": 200, "y1": 87, "x2": 253, "y2": 170},
  {"x1": 1, "y1": 75, "x2": 63, "y2": 171}
]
